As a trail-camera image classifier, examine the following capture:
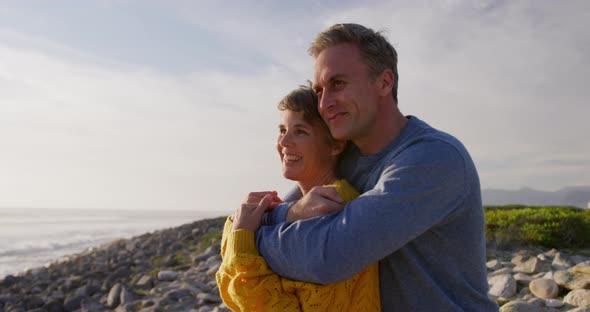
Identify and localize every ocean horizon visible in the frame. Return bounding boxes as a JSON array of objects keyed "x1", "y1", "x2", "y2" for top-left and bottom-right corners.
[{"x1": 0, "y1": 207, "x2": 226, "y2": 279}]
